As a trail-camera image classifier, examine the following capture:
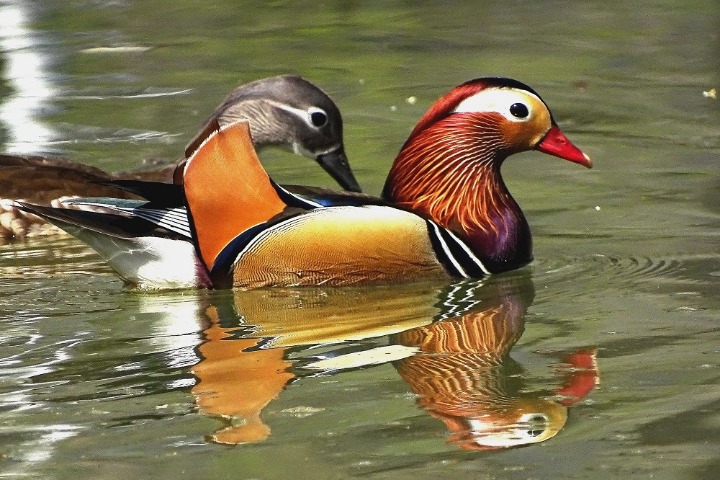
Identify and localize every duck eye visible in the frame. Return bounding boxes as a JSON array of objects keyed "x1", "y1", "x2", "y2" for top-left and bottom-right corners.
[
  {"x1": 308, "y1": 107, "x2": 328, "y2": 128},
  {"x1": 509, "y1": 102, "x2": 529, "y2": 119},
  {"x1": 526, "y1": 415, "x2": 548, "y2": 437}
]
